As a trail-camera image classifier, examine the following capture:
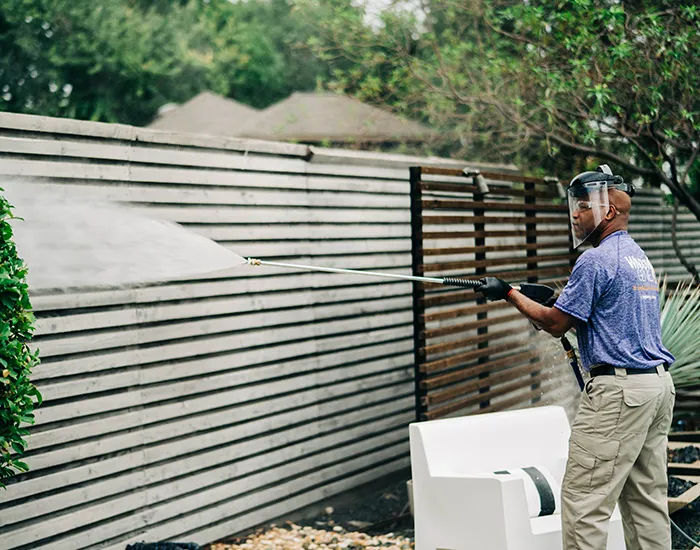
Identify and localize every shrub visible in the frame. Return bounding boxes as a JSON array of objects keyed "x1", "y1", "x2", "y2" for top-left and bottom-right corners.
[
  {"x1": 660, "y1": 278, "x2": 700, "y2": 389},
  {"x1": 0, "y1": 188, "x2": 42, "y2": 488}
]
